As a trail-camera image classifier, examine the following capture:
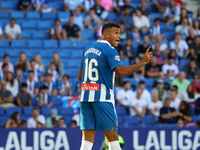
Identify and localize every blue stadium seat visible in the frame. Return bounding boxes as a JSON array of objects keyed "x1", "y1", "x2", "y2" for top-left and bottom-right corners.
[
  {"x1": 0, "y1": 11, "x2": 9, "y2": 18},
  {"x1": 137, "y1": 124, "x2": 154, "y2": 128},
  {"x1": 25, "y1": 51, "x2": 38, "y2": 58},
  {"x1": 59, "y1": 107, "x2": 74, "y2": 116},
  {"x1": 164, "y1": 31, "x2": 175, "y2": 41},
  {"x1": 141, "y1": 116, "x2": 157, "y2": 125},
  {"x1": 6, "y1": 107, "x2": 22, "y2": 115},
  {"x1": 42, "y1": 12, "x2": 57, "y2": 19},
  {"x1": 11, "y1": 40, "x2": 26, "y2": 48},
  {"x1": 65, "y1": 59, "x2": 81, "y2": 68},
  {"x1": 24, "y1": 106, "x2": 33, "y2": 115},
  {"x1": 51, "y1": 106, "x2": 60, "y2": 112},
  {"x1": 187, "y1": 13, "x2": 193, "y2": 21},
  {"x1": 169, "y1": 124, "x2": 178, "y2": 127},
  {"x1": 27, "y1": 40, "x2": 43, "y2": 48},
  {"x1": 20, "y1": 115, "x2": 31, "y2": 121},
  {"x1": 146, "y1": 3, "x2": 152, "y2": 12},
  {"x1": 0, "y1": 107, "x2": 4, "y2": 115},
  {"x1": 41, "y1": 50, "x2": 57, "y2": 58},
  {"x1": 26, "y1": 11, "x2": 40, "y2": 19},
  {"x1": 49, "y1": 2, "x2": 64, "y2": 11},
  {"x1": 81, "y1": 30, "x2": 95, "y2": 40},
  {"x1": 139, "y1": 40, "x2": 152, "y2": 46},
  {"x1": 37, "y1": 21, "x2": 54, "y2": 29},
  {"x1": 1, "y1": 1, "x2": 18, "y2": 10},
  {"x1": 41, "y1": 107, "x2": 51, "y2": 116},
  {"x1": 179, "y1": 59, "x2": 190, "y2": 71},
  {"x1": 131, "y1": 41, "x2": 138, "y2": 57},
  {"x1": 64, "y1": 116, "x2": 72, "y2": 125},
  {"x1": 0, "y1": 48, "x2": 8, "y2": 56},
  {"x1": 106, "y1": 12, "x2": 117, "y2": 21},
  {"x1": 9, "y1": 58, "x2": 19, "y2": 65},
  {"x1": 121, "y1": 59, "x2": 129, "y2": 66},
  {"x1": 58, "y1": 50, "x2": 72, "y2": 58},
  {"x1": 123, "y1": 78, "x2": 139, "y2": 90},
  {"x1": 143, "y1": 78, "x2": 154, "y2": 89},
  {"x1": 21, "y1": 30, "x2": 32, "y2": 39},
  {"x1": 32, "y1": 31, "x2": 50, "y2": 39},
  {"x1": 31, "y1": 97, "x2": 37, "y2": 106},
  {"x1": 164, "y1": 78, "x2": 171, "y2": 85},
  {"x1": 71, "y1": 50, "x2": 84, "y2": 58},
  {"x1": 52, "y1": 97, "x2": 62, "y2": 106},
  {"x1": 116, "y1": 107, "x2": 126, "y2": 116},
  {"x1": 154, "y1": 124, "x2": 169, "y2": 128},
  {"x1": 43, "y1": 40, "x2": 58, "y2": 48},
  {"x1": 57, "y1": 12, "x2": 71, "y2": 19},
  {"x1": 124, "y1": 116, "x2": 140, "y2": 125},
  {"x1": 9, "y1": 49, "x2": 26, "y2": 57},
  {"x1": 0, "y1": 40, "x2": 9, "y2": 48},
  {"x1": 118, "y1": 116, "x2": 123, "y2": 125},
  {"x1": 192, "y1": 116, "x2": 200, "y2": 122},
  {"x1": 150, "y1": 13, "x2": 162, "y2": 21},
  {"x1": 0, "y1": 116, "x2": 10, "y2": 125},
  {"x1": 22, "y1": 21, "x2": 38, "y2": 29},
  {"x1": 0, "y1": 19, "x2": 9, "y2": 27},
  {"x1": 10, "y1": 11, "x2": 25, "y2": 19},
  {"x1": 59, "y1": 40, "x2": 75, "y2": 48},
  {"x1": 76, "y1": 40, "x2": 91, "y2": 49},
  {"x1": 65, "y1": 68, "x2": 79, "y2": 78},
  {"x1": 130, "y1": 2, "x2": 140, "y2": 9},
  {"x1": 161, "y1": 22, "x2": 175, "y2": 31}
]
